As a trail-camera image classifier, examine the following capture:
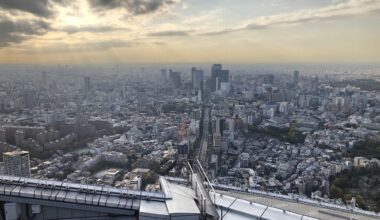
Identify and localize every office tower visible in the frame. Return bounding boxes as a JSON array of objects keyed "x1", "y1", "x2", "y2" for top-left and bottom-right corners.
[
  {"x1": 191, "y1": 109, "x2": 202, "y2": 121},
  {"x1": 3, "y1": 150, "x2": 31, "y2": 177},
  {"x1": 214, "y1": 117, "x2": 225, "y2": 136},
  {"x1": 191, "y1": 67, "x2": 204, "y2": 90},
  {"x1": 23, "y1": 91, "x2": 35, "y2": 108},
  {"x1": 0, "y1": 127, "x2": 5, "y2": 142},
  {"x1": 136, "y1": 88, "x2": 147, "y2": 109},
  {"x1": 311, "y1": 76, "x2": 319, "y2": 91},
  {"x1": 211, "y1": 64, "x2": 229, "y2": 91},
  {"x1": 177, "y1": 140, "x2": 189, "y2": 160},
  {"x1": 213, "y1": 133, "x2": 221, "y2": 147},
  {"x1": 84, "y1": 76, "x2": 91, "y2": 93},
  {"x1": 335, "y1": 96, "x2": 345, "y2": 112},
  {"x1": 197, "y1": 89, "x2": 202, "y2": 104},
  {"x1": 169, "y1": 70, "x2": 181, "y2": 88},
  {"x1": 211, "y1": 64, "x2": 222, "y2": 91},
  {"x1": 294, "y1": 70, "x2": 299, "y2": 87},
  {"x1": 15, "y1": 130, "x2": 24, "y2": 147}
]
